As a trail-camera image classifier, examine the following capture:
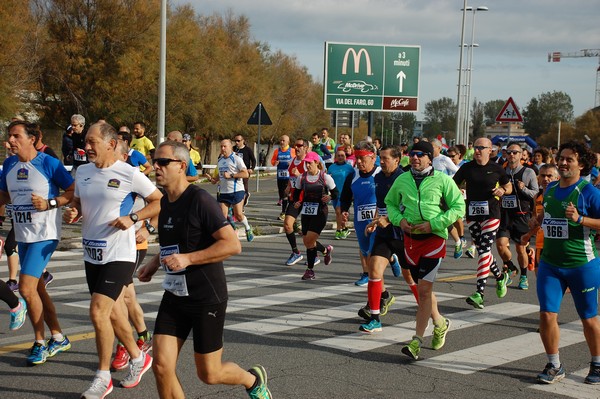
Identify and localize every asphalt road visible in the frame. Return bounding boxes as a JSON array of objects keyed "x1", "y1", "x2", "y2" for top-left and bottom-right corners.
[{"x1": 0, "y1": 176, "x2": 597, "y2": 399}]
